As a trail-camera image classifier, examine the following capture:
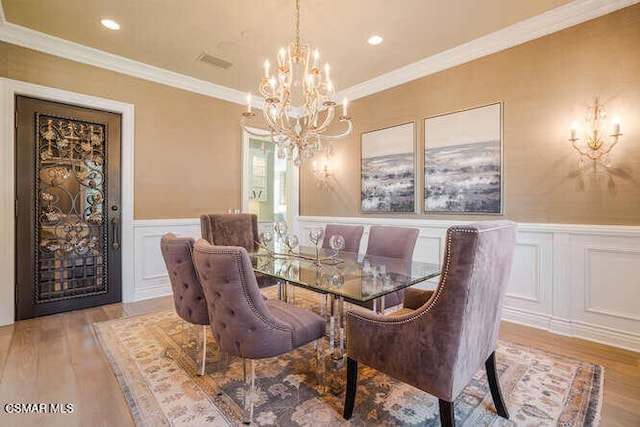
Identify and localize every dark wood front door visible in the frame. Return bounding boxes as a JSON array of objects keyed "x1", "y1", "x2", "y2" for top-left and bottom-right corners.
[{"x1": 15, "y1": 96, "x2": 122, "y2": 320}]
